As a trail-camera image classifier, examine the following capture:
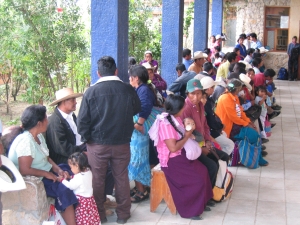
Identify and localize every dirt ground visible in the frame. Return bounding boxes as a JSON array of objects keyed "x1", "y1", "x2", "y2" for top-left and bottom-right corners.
[{"x1": 0, "y1": 96, "x2": 83, "y2": 130}]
